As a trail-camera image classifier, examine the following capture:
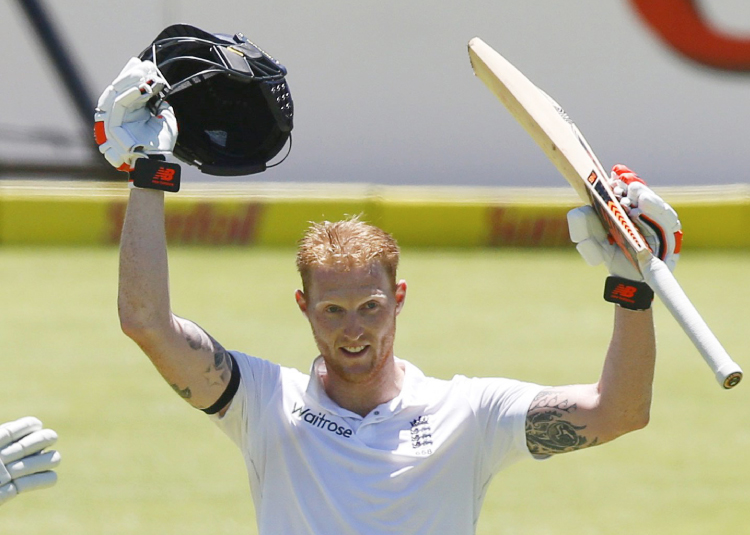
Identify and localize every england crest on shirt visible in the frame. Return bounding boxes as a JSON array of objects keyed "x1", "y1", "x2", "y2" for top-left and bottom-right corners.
[{"x1": 409, "y1": 415, "x2": 433, "y2": 456}]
